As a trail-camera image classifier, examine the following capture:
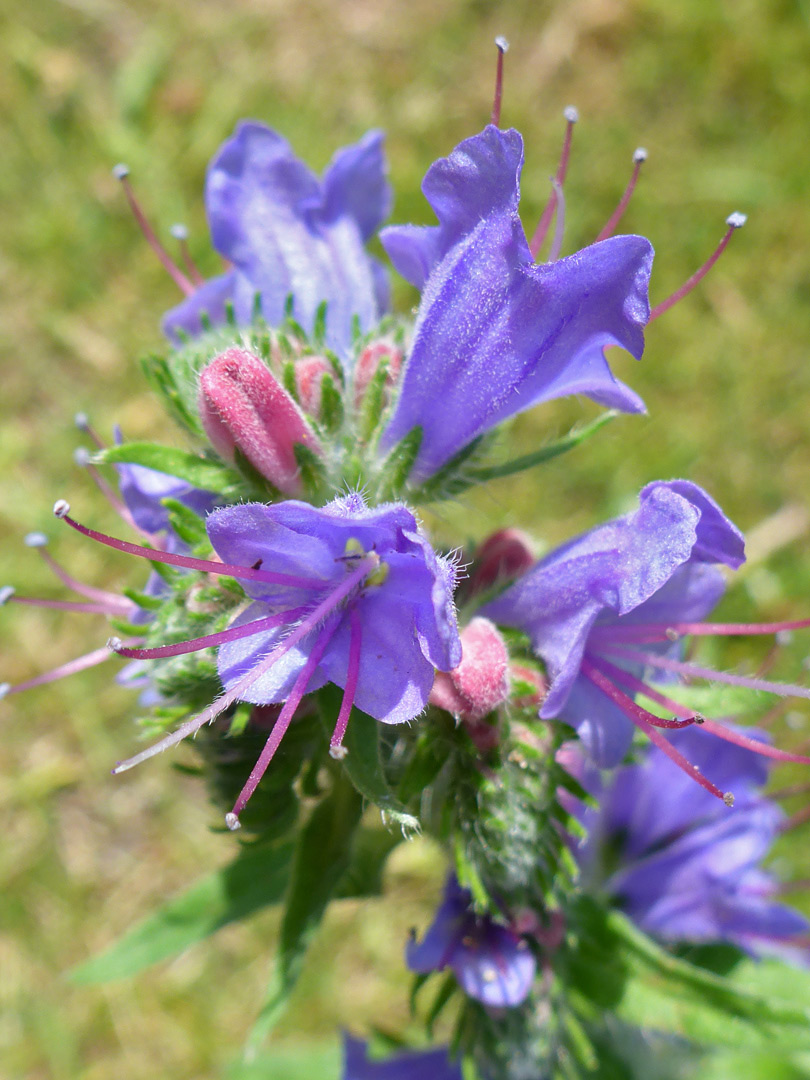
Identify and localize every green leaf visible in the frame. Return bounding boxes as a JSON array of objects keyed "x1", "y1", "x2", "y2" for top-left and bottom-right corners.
[
  {"x1": 96, "y1": 441, "x2": 241, "y2": 493},
  {"x1": 468, "y1": 411, "x2": 617, "y2": 483},
  {"x1": 318, "y1": 371, "x2": 344, "y2": 434},
  {"x1": 69, "y1": 841, "x2": 294, "y2": 984},
  {"x1": 247, "y1": 772, "x2": 363, "y2": 1050}
]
